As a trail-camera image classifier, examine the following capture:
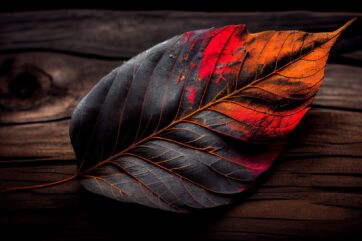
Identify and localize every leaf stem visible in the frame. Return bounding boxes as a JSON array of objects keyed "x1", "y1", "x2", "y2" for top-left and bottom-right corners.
[{"x1": 1, "y1": 175, "x2": 77, "y2": 193}]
